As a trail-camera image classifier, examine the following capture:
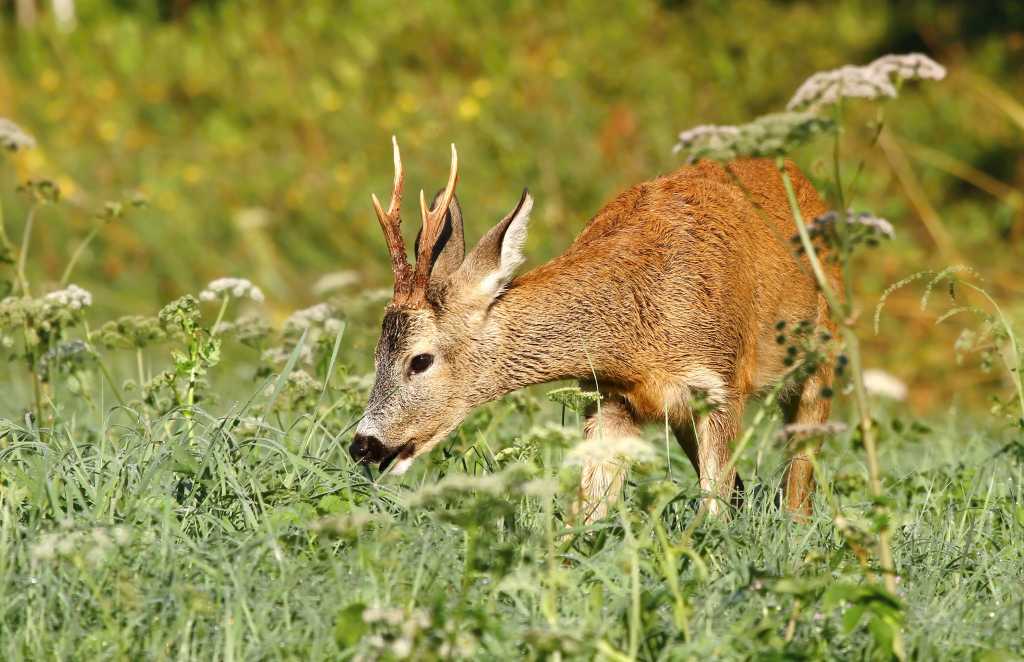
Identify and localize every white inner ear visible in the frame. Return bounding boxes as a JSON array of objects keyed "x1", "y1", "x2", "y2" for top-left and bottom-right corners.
[{"x1": 478, "y1": 194, "x2": 532, "y2": 299}]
